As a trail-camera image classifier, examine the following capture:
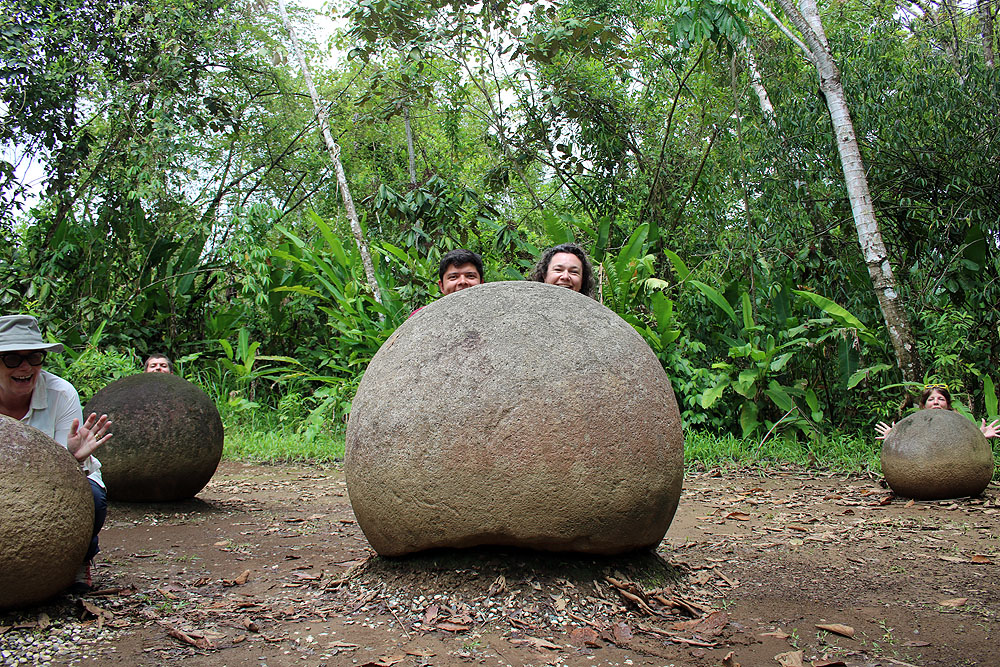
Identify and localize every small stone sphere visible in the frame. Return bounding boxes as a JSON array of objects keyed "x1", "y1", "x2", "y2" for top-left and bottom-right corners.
[
  {"x1": 345, "y1": 281, "x2": 685, "y2": 556},
  {"x1": 0, "y1": 415, "x2": 93, "y2": 609},
  {"x1": 84, "y1": 373, "x2": 224, "y2": 501},
  {"x1": 881, "y1": 409, "x2": 994, "y2": 500}
]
